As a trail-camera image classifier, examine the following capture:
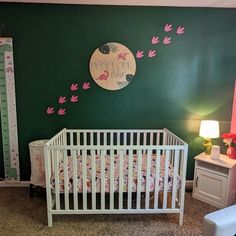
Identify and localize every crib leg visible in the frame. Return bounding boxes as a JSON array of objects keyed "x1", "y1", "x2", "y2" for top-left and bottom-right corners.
[
  {"x1": 48, "y1": 212, "x2": 53, "y2": 227},
  {"x1": 179, "y1": 211, "x2": 184, "y2": 226}
]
